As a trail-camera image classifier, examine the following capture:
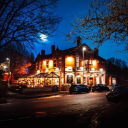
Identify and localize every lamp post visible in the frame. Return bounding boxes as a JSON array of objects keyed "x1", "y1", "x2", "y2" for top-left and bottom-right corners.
[
  {"x1": 6, "y1": 58, "x2": 10, "y2": 86},
  {"x1": 83, "y1": 47, "x2": 86, "y2": 85}
]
